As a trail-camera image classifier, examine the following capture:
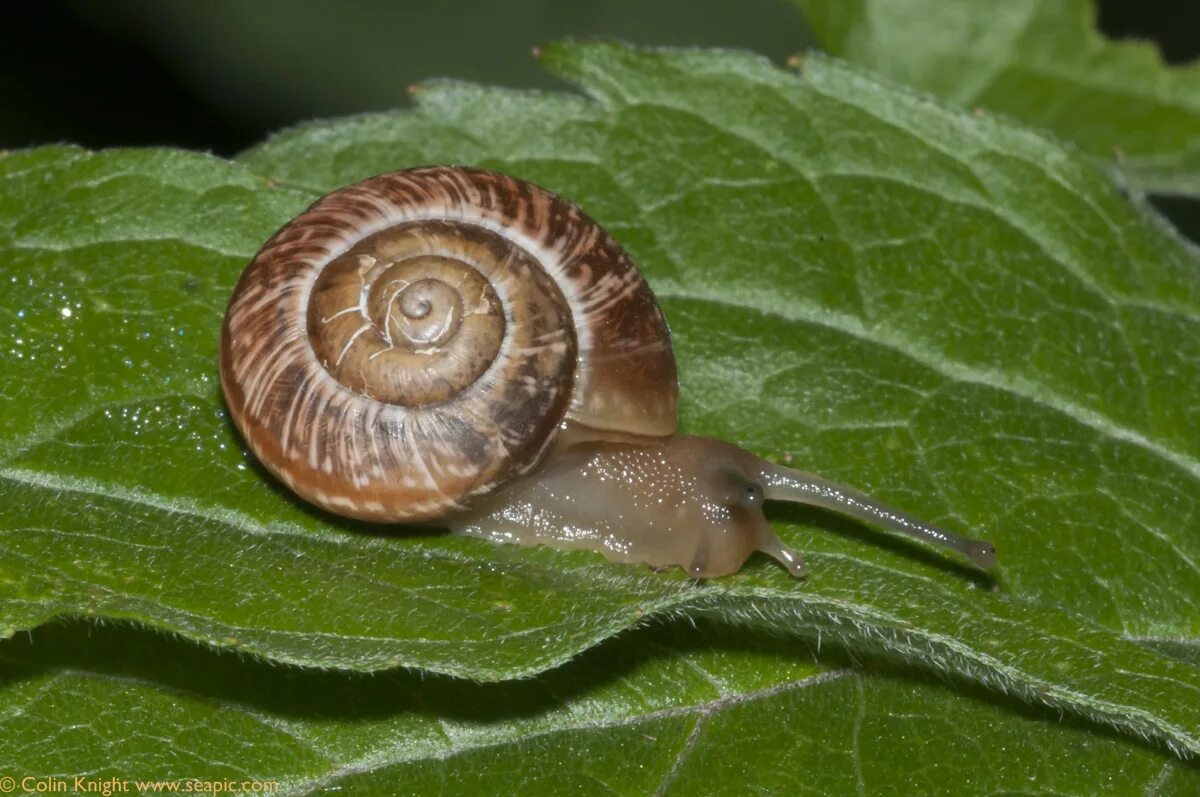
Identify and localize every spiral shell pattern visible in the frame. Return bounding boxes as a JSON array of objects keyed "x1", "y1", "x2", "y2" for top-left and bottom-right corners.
[{"x1": 220, "y1": 167, "x2": 677, "y2": 521}]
